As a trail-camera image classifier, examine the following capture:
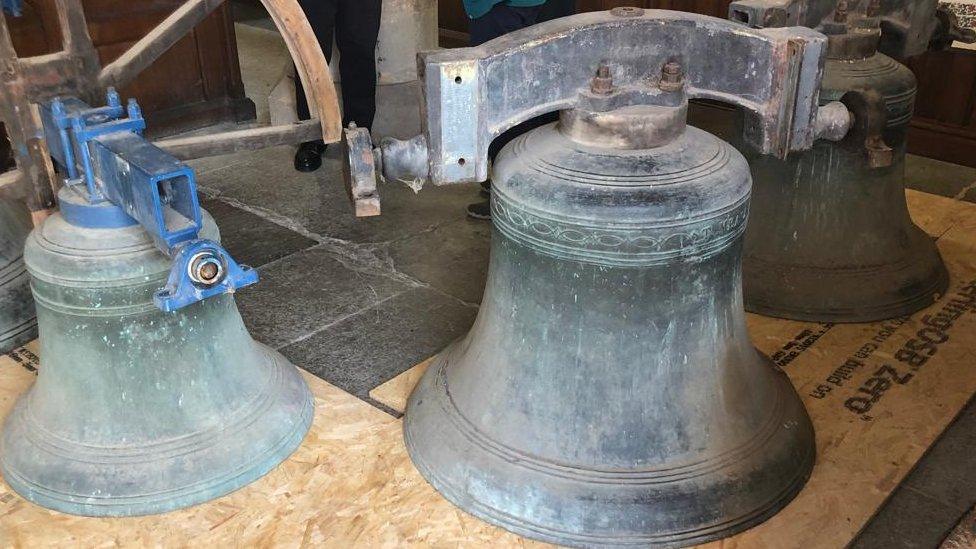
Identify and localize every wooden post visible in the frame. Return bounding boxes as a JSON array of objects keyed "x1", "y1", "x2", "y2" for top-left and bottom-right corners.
[
  {"x1": 98, "y1": 0, "x2": 225, "y2": 90},
  {"x1": 155, "y1": 119, "x2": 324, "y2": 160}
]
